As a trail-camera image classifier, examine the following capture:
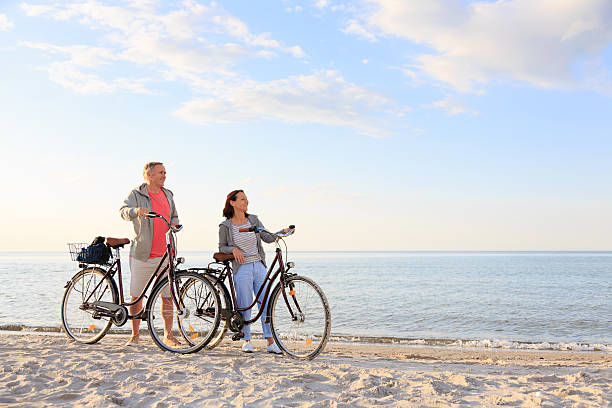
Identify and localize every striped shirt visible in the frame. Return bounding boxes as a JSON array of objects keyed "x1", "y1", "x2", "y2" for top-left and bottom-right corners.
[{"x1": 230, "y1": 221, "x2": 261, "y2": 264}]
